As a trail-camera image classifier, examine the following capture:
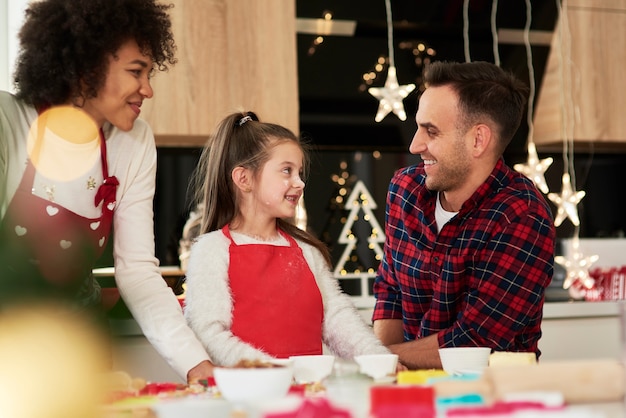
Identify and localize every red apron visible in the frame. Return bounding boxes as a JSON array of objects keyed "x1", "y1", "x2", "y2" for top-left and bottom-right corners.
[
  {"x1": 0, "y1": 126, "x2": 118, "y2": 303},
  {"x1": 224, "y1": 225, "x2": 324, "y2": 358}
]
